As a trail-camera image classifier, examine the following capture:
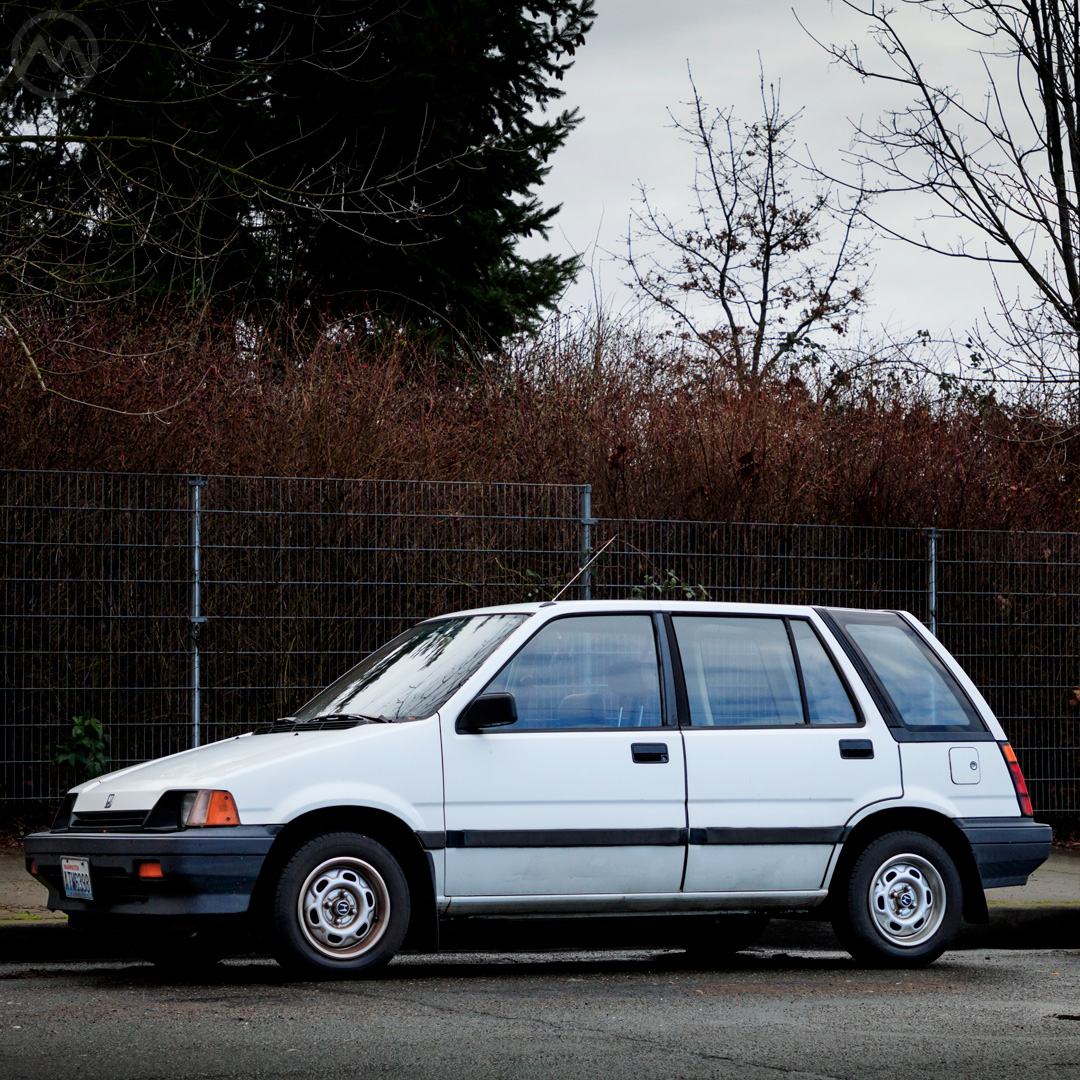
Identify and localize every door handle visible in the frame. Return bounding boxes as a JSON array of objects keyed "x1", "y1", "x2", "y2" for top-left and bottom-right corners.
[
  {"x1": 839, "y1": 739, "x2": 874, "y2": 759},
  {"x1": 632, "y1": 742, "x2": 669, "y2": 764}
]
